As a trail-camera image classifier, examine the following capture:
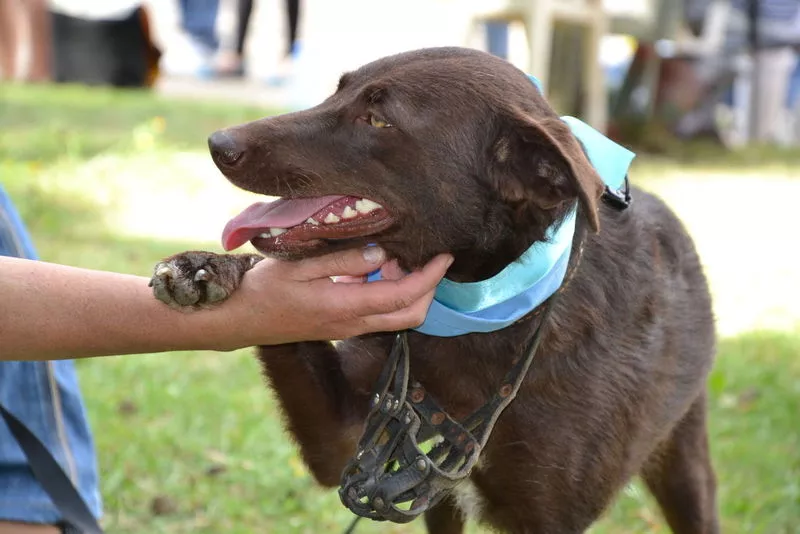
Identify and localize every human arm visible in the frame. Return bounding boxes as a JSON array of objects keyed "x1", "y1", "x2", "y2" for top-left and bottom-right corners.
[{"x1": 0, "y1": 247, "x2": 452, "y2": 360}]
